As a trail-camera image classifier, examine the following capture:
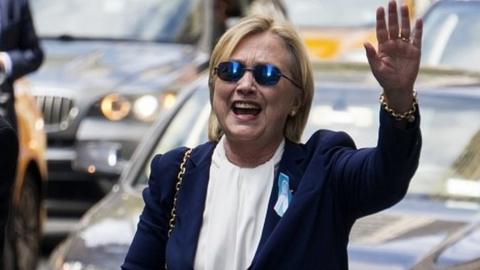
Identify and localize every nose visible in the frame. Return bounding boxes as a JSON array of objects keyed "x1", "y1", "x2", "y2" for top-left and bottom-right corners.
[{"x1": 235, "y1": 70, "x2": 257, "y2": 96}]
